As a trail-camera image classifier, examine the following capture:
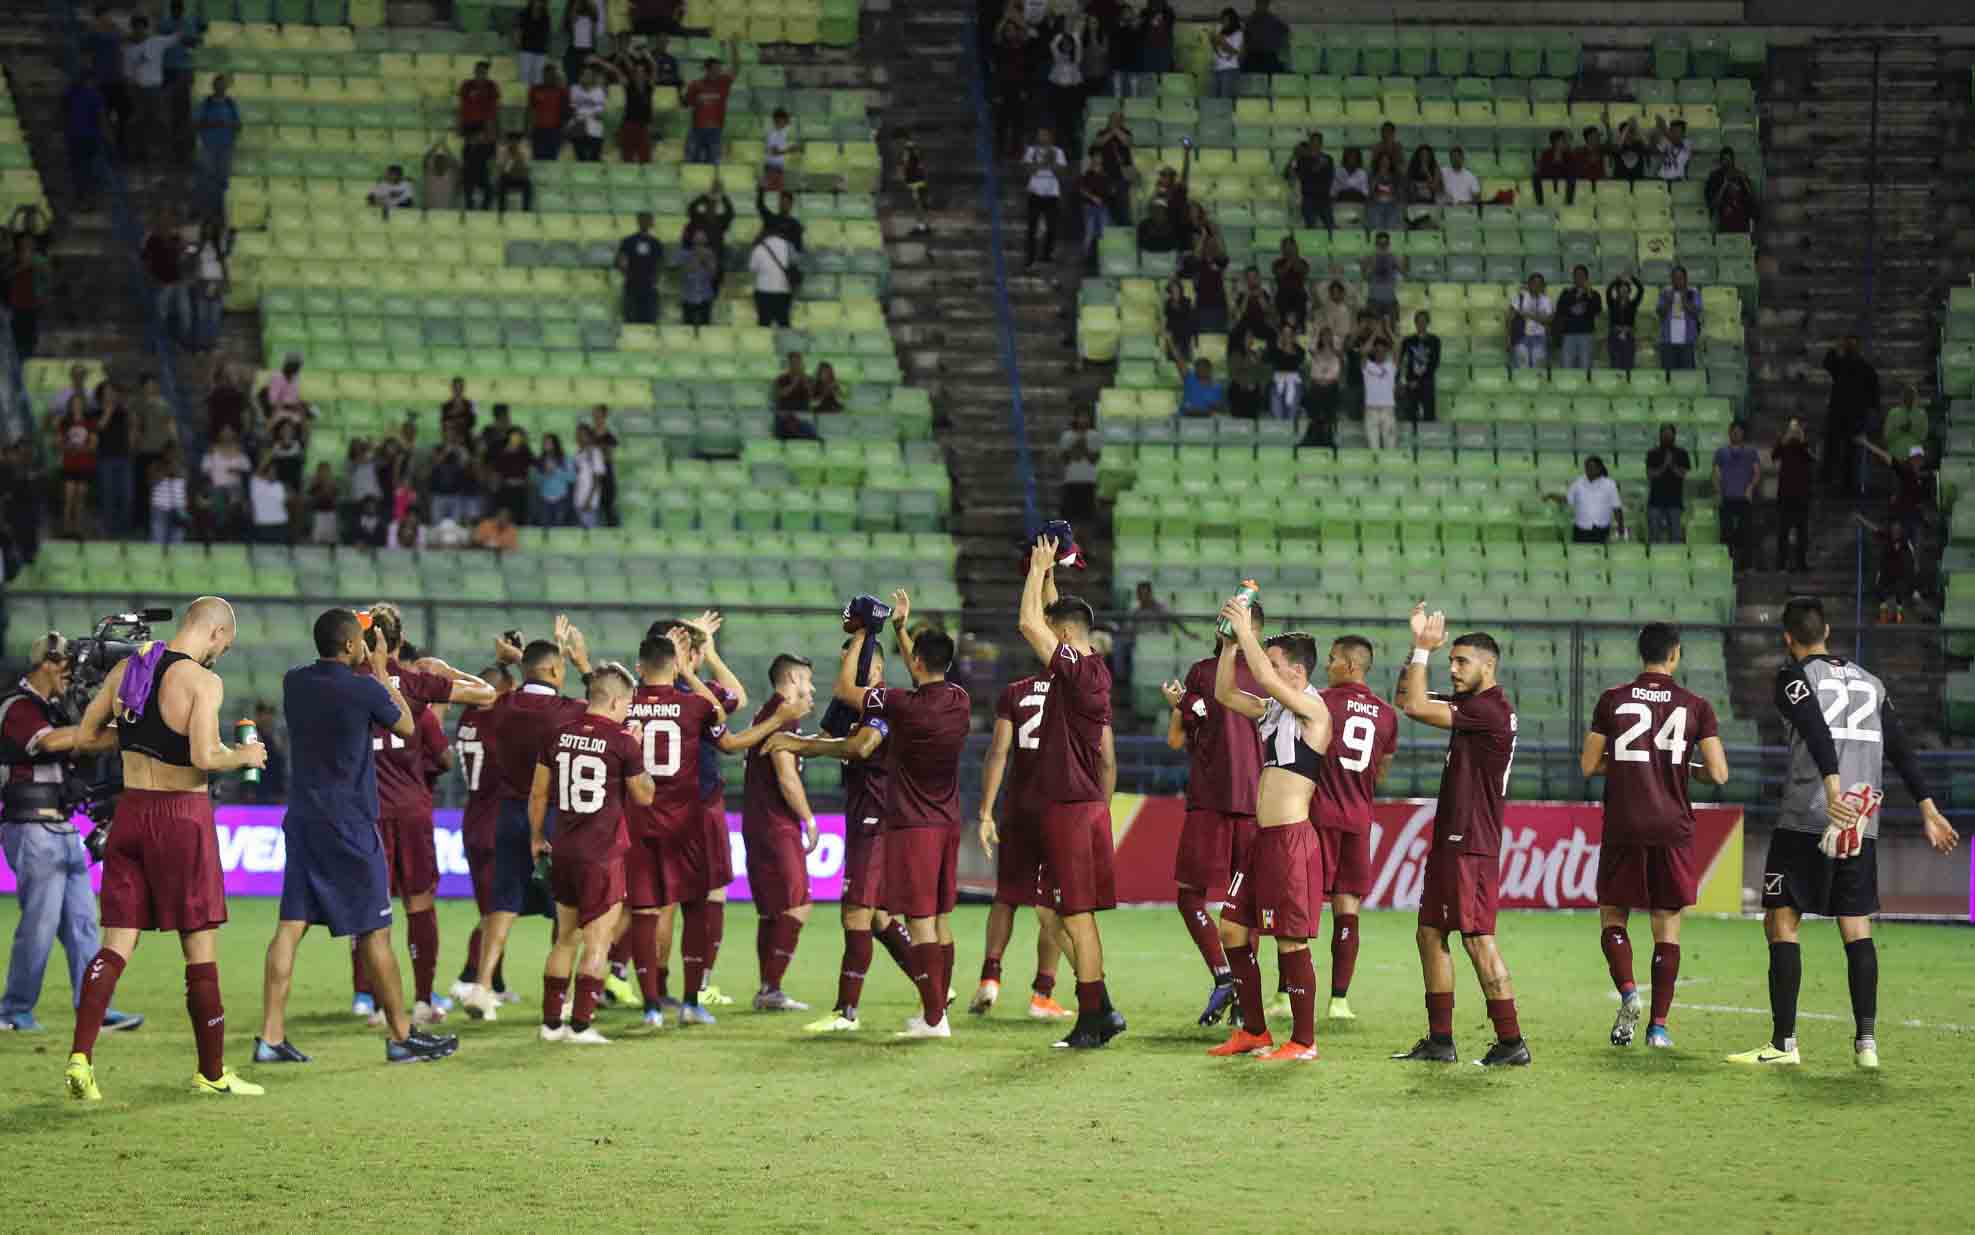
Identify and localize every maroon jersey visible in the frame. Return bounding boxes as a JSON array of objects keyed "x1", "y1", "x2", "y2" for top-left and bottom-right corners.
[
  {"x1": 489, "y1": 683, "x2": 588, "y2": 801},
  {"x1": 741, "y1": 698, "x2": 804, "y2": 838},
  {"x1": 863, "y1": 681, "x2": 970, "y2": 831},
  {"x1": 843, "y1": 707, "x2": 892, "y2": 836},
  {"x1": 1178, "y1": 655, "x2": 1262, "y2": 815},
  {"x1": 0, "y1": 681, "x2": 61, "y2": 788},
  {"x1": 455, "y1": 703, "x2": 501, "y2": 850},
  {"x1": 625, "y1": 682, "x2": 726, "y2": 839},
  {"x1": 1432, "y1": 686, "x2": 1517, "y2": 856},
  {"x1": 994, "y1": 675, "x2": 1049, "y2": 813},
  {"x1": 1033, "y1": 642, "x2": 1112, "y2": 804},
  {"x1": 1313, "y1": 681, "x2": 1398, "y2": 832},
  {"x1": 410, "y1": 706, "x2": 448, "y2": 813},
  {"x1": 366, "y1": 659, "x2": 453, "y2": 818},
  {"x1": 537, "y1": 713, "x2": 644, "y2": 863},
  {"x1": 1591, "y1": 671, "x2": 1719, "y2": 847}
]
